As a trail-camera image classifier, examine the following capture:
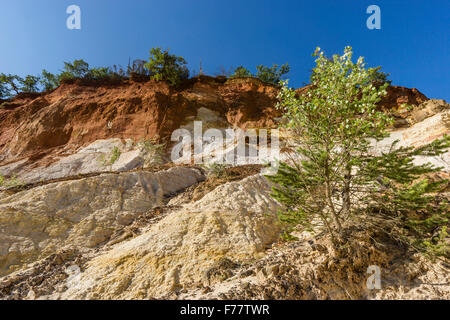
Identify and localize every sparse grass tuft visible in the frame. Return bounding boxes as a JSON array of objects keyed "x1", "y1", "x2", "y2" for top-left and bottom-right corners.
[
  {"x1": 138, "y1": 139, "x2": 166, "y2": 168},
  {"x1": 203, "y1": 162, "x2": 231, "y2": 179}
]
